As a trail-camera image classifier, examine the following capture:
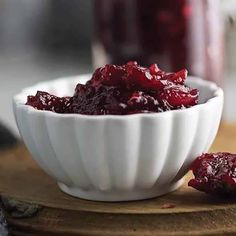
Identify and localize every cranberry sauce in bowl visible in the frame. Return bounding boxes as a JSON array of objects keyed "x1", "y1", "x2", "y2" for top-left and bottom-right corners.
[
  {"x1": 14, "y1": 65, "x2": 223, "y2": 201},
  {"x1": 26, "y1": 62, "x2": 199, "y2": 115}
]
